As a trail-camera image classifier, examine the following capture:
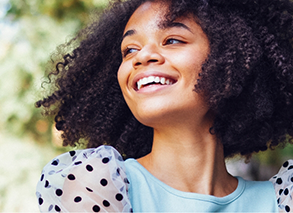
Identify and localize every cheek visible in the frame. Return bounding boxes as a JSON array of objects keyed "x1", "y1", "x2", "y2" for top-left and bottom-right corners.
[
  {"x1": 117, "y1": 64, "x2": 128, "y2": 92},
  {"x1": 174, "y1": 54, "x2": 204, "y2": 81},
  {"x1": 117, "y1": 68, "x2": 123, "y2": 88},
  {"x1": 117, "y1": 63, "x2": 133, "y2": 106}
]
